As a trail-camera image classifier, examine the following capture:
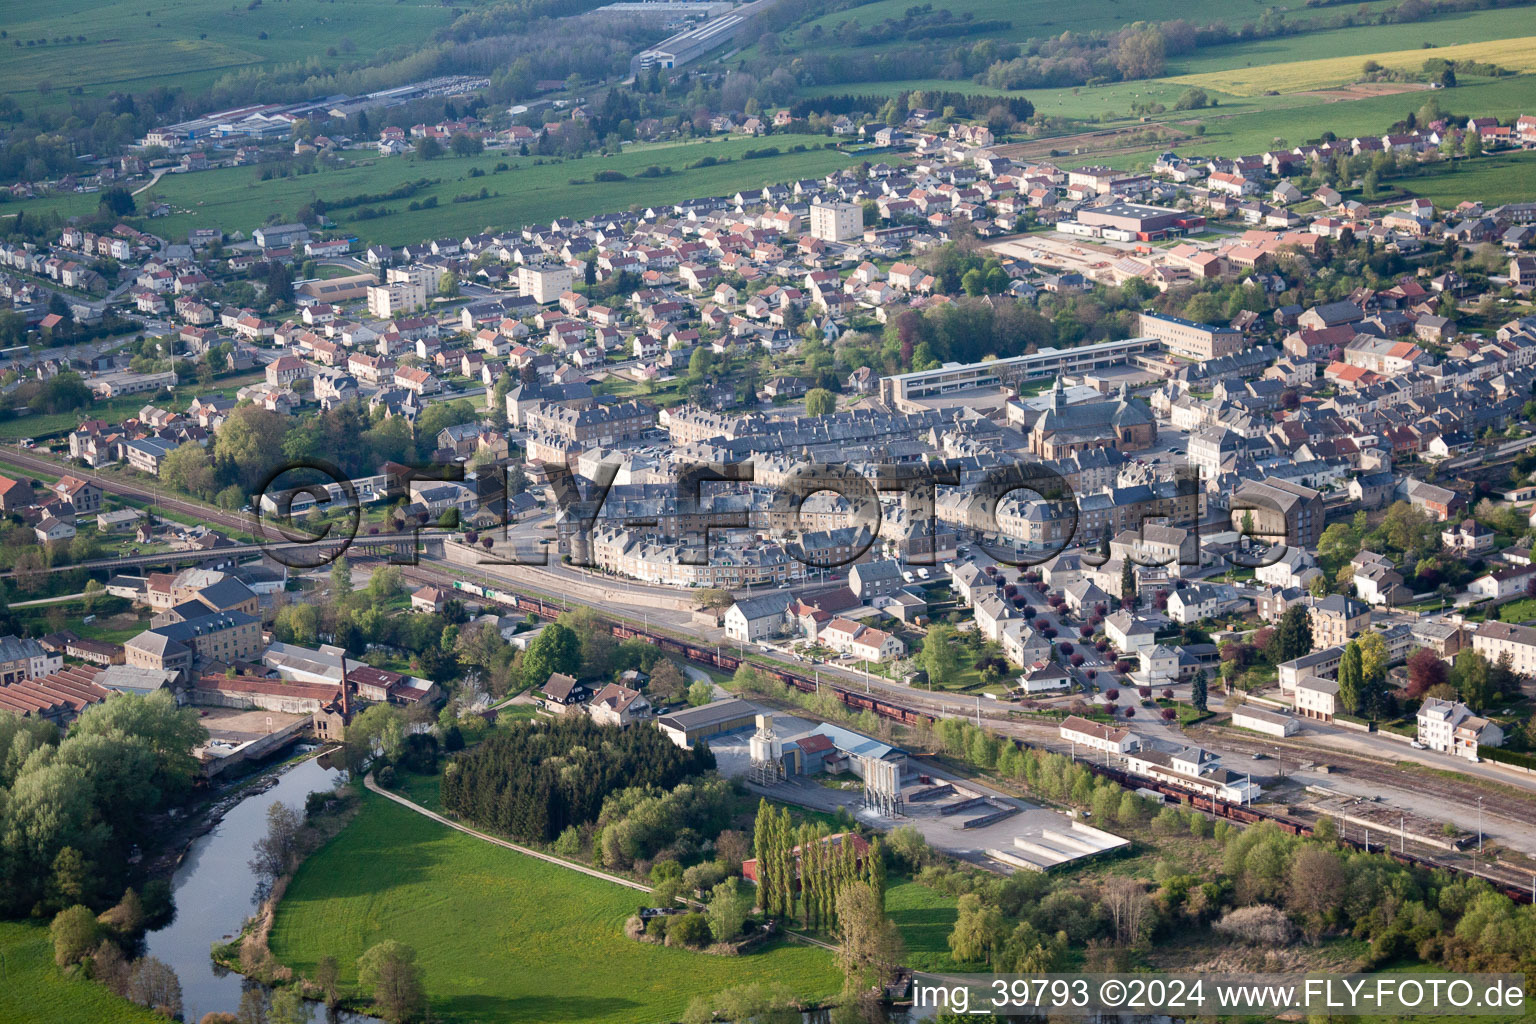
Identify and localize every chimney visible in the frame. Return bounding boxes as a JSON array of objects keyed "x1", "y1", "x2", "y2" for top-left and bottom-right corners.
[{"x1": 339, "y1": 652, "x2": 352, "y2": 722}]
